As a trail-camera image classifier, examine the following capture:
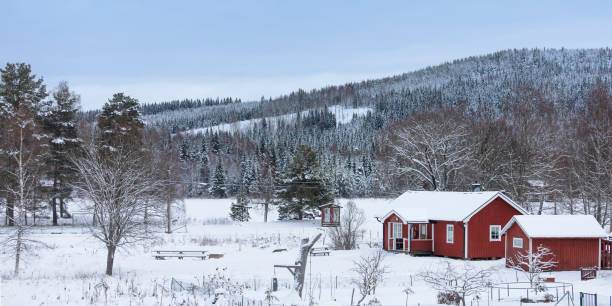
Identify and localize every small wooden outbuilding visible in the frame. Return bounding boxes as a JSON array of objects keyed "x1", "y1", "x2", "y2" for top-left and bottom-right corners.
[
  {"x1": 319, "y1": 204, "x2": 341, "y2": 227},
  {"x1": 501, "y1": 215, "x2": 609, "y2": 271},
  {"x1": 381, "y1": 191, "x2": 527, "y2": 258}
]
